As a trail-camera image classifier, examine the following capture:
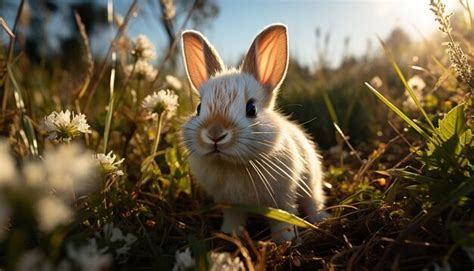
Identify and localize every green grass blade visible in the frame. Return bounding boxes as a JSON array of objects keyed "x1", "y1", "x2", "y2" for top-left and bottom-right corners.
[
  {"x1": 321, "y1": 88, "x2": 340, "y2": 125},
  {"x1": 387, "y1": 168, "x2": 439, "y2": 184},
  {"x1": 409, "y1": 176, "x2": 474, "y2": 232},
  {"x1": 379, "y1": 38, "x2": 436, "y2": 132},
  {"x1": 7, "y1": 64, "x2": 38, "y2": 156},
  {"x1": 103, "y1": 93, "x2": 115, "y2": 152},
  {"x1": 103, "y1": 51, "x2": 117, "y2": 153},
  {"x1": 365, "y1": 82, "x2": 431, "y2": 140},
  {"x1": 219, "y1": 203, "x2": 318, "y2": 230}
]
